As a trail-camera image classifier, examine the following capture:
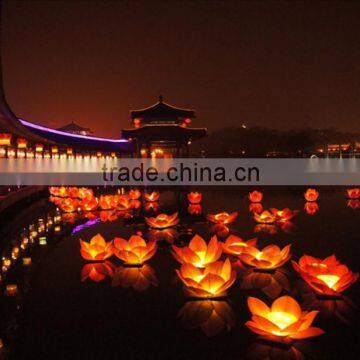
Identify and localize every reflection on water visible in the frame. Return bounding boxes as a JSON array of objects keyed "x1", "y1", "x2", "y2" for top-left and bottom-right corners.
[
  {"x1": 246, "y1": 342, "x2": 305, "y2": 360},
  {"x1": 178, "y1": 300, "x2": 235, "y2": 337},
  {"x1": 240, "y1": 268, "x2": 290, "y2": 299},
  {"x1": 111, "y1": 264, "x2": 158, "y2": 291},
  {"x1": 81, "y1": 261, "x2": 114, "y2": 282}
]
